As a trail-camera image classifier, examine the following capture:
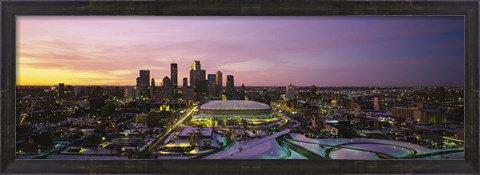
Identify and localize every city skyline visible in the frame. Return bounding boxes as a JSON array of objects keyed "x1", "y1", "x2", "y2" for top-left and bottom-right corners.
[{"x1": 17, "y1": 16, "x2": 464, "y2": 86}]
